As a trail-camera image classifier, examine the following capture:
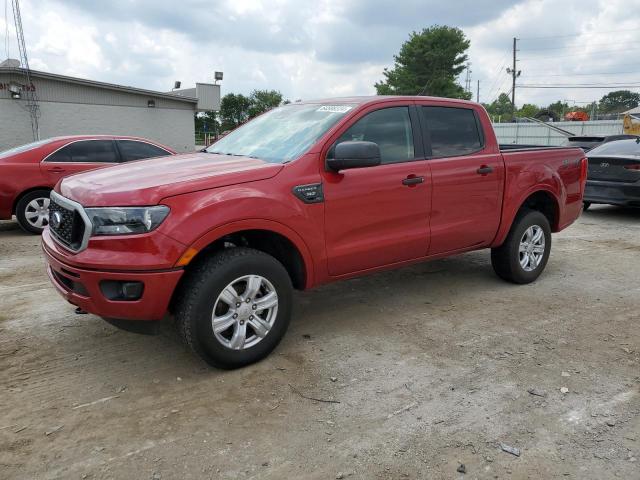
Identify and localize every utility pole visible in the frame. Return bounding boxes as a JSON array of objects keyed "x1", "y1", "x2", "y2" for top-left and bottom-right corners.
[
  {"x1": 464, "y1": 64, "x2": 472, "y2": 95},
  {"x1": 506, "y1": 37, "x2": 521, "y2": 117},
  {"x1": 476, "y1": 80, "x2": 480, "y2": 103}
]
